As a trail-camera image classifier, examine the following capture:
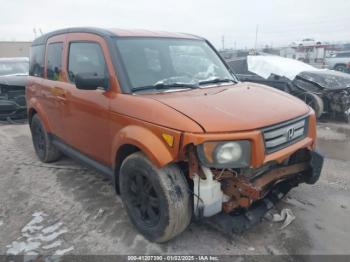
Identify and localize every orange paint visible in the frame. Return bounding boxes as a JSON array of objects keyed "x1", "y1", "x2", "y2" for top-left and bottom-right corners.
[{"x1": 26, "y1": 28, "x2": 318, "y2": 173}]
